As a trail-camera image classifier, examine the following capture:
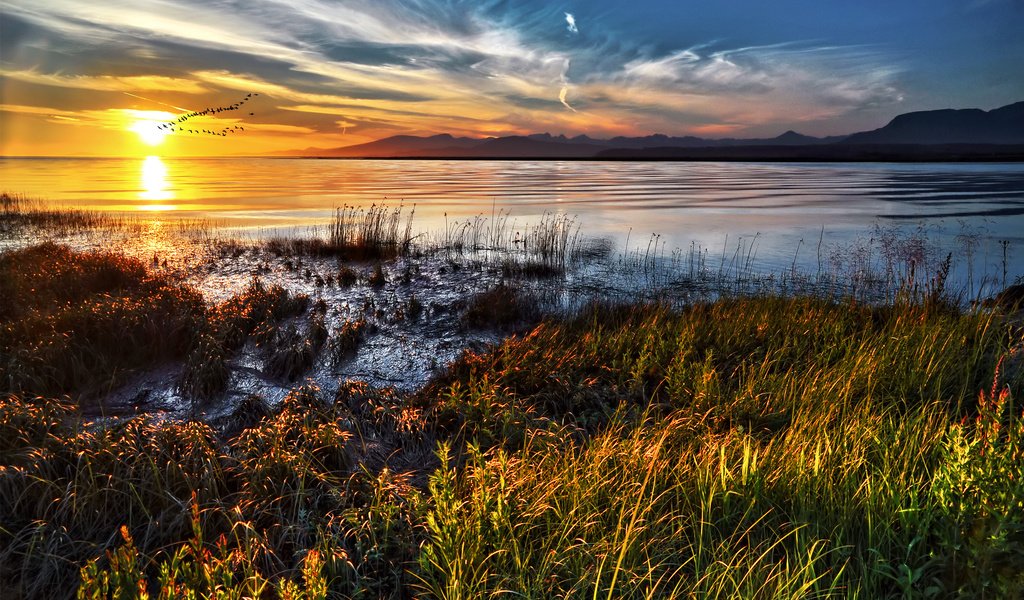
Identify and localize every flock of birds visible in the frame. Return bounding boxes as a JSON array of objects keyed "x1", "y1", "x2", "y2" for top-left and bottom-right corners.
[{"x1": 157, "y1": 93, "x2": 258, "y2": 137}]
